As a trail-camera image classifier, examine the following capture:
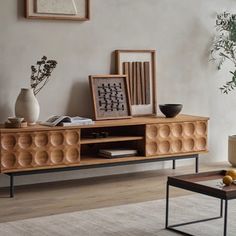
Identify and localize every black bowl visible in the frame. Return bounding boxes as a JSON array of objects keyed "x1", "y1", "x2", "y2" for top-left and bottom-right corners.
[{"x1": 159, "y1": 104, "x2": 183, "y2": 118}]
